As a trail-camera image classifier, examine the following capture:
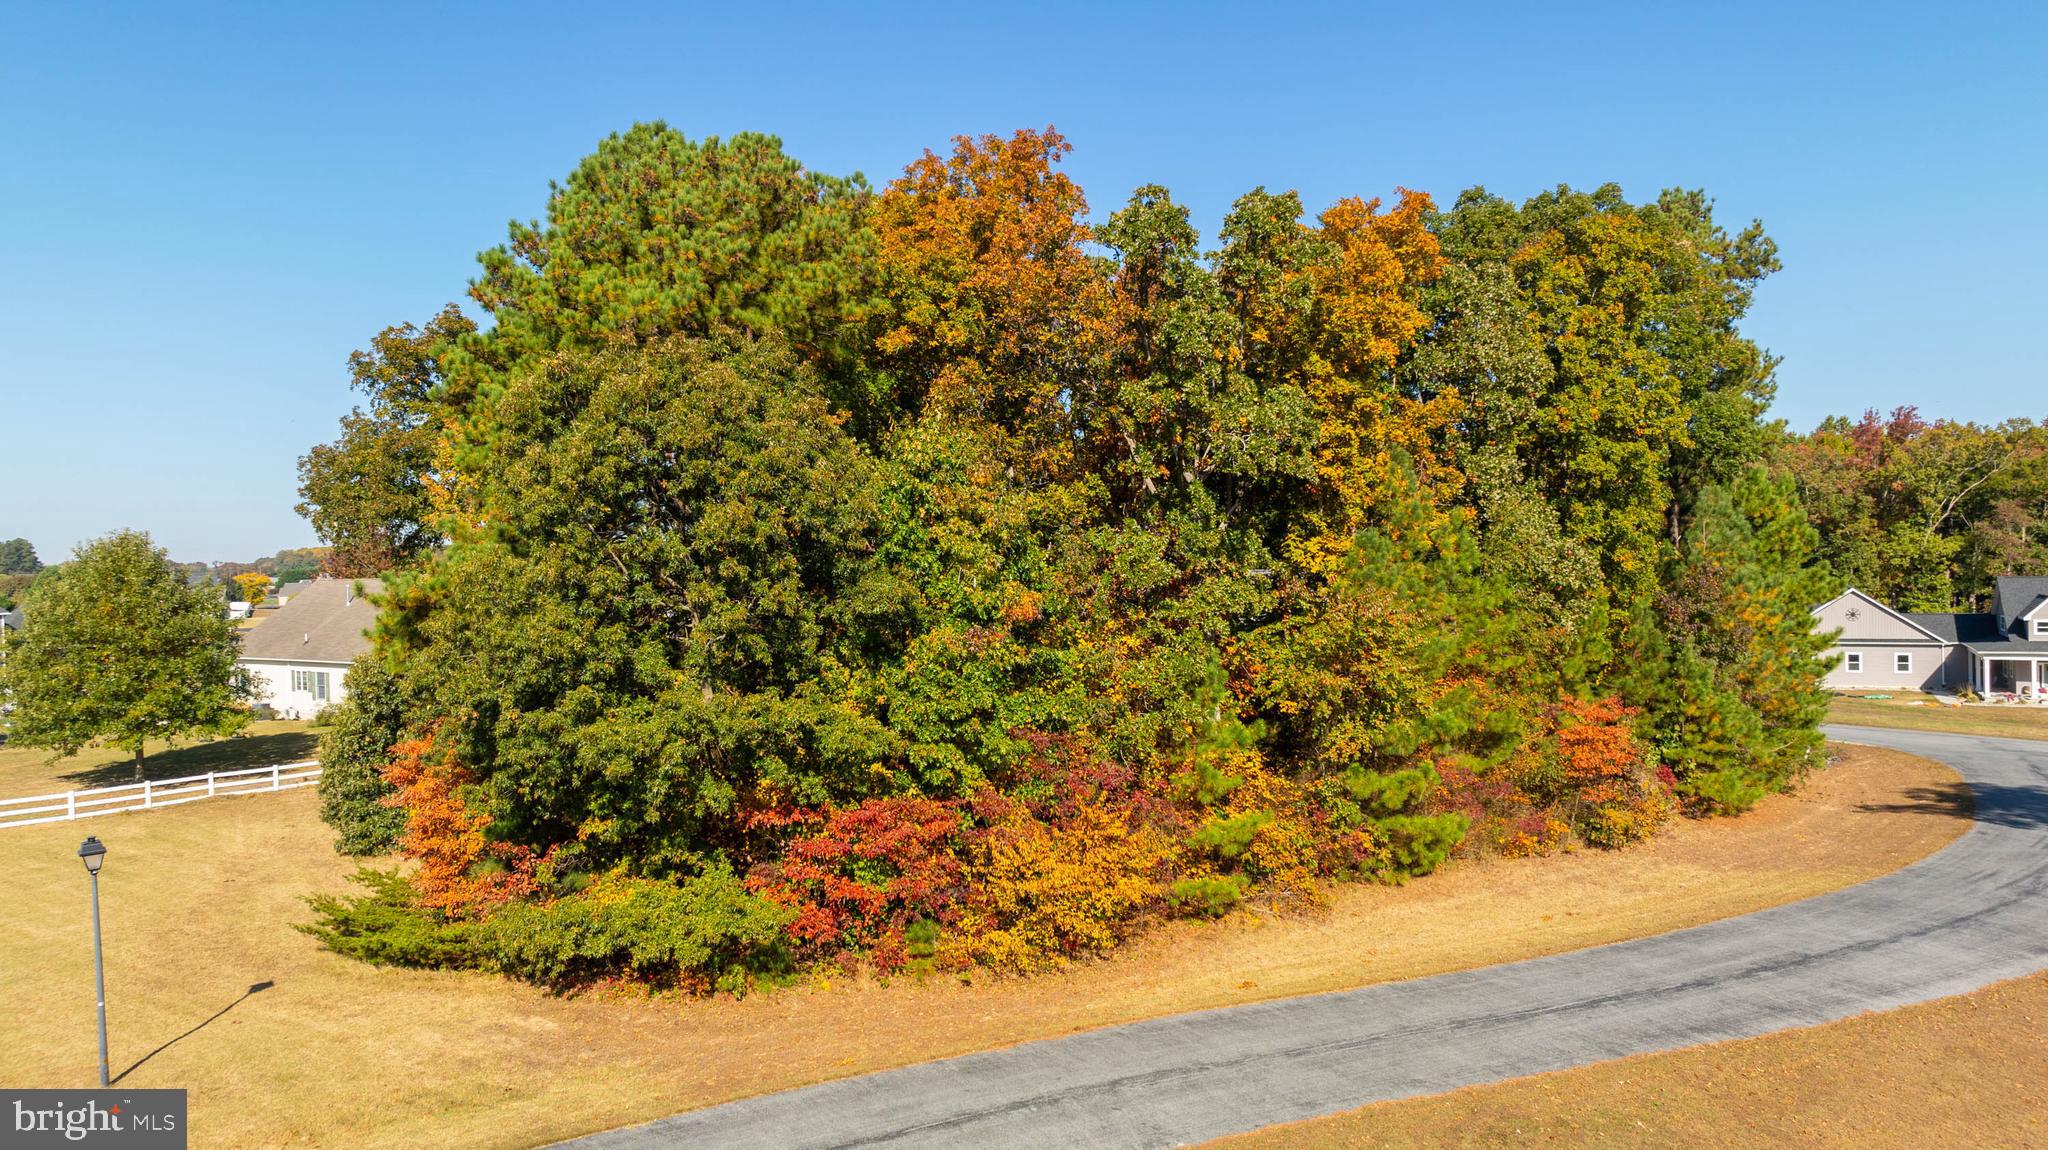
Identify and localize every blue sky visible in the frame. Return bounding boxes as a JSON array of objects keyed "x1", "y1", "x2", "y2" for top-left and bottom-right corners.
[{"x1": 2, "y1": 1, "x2": 2042, "y2": 562}]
